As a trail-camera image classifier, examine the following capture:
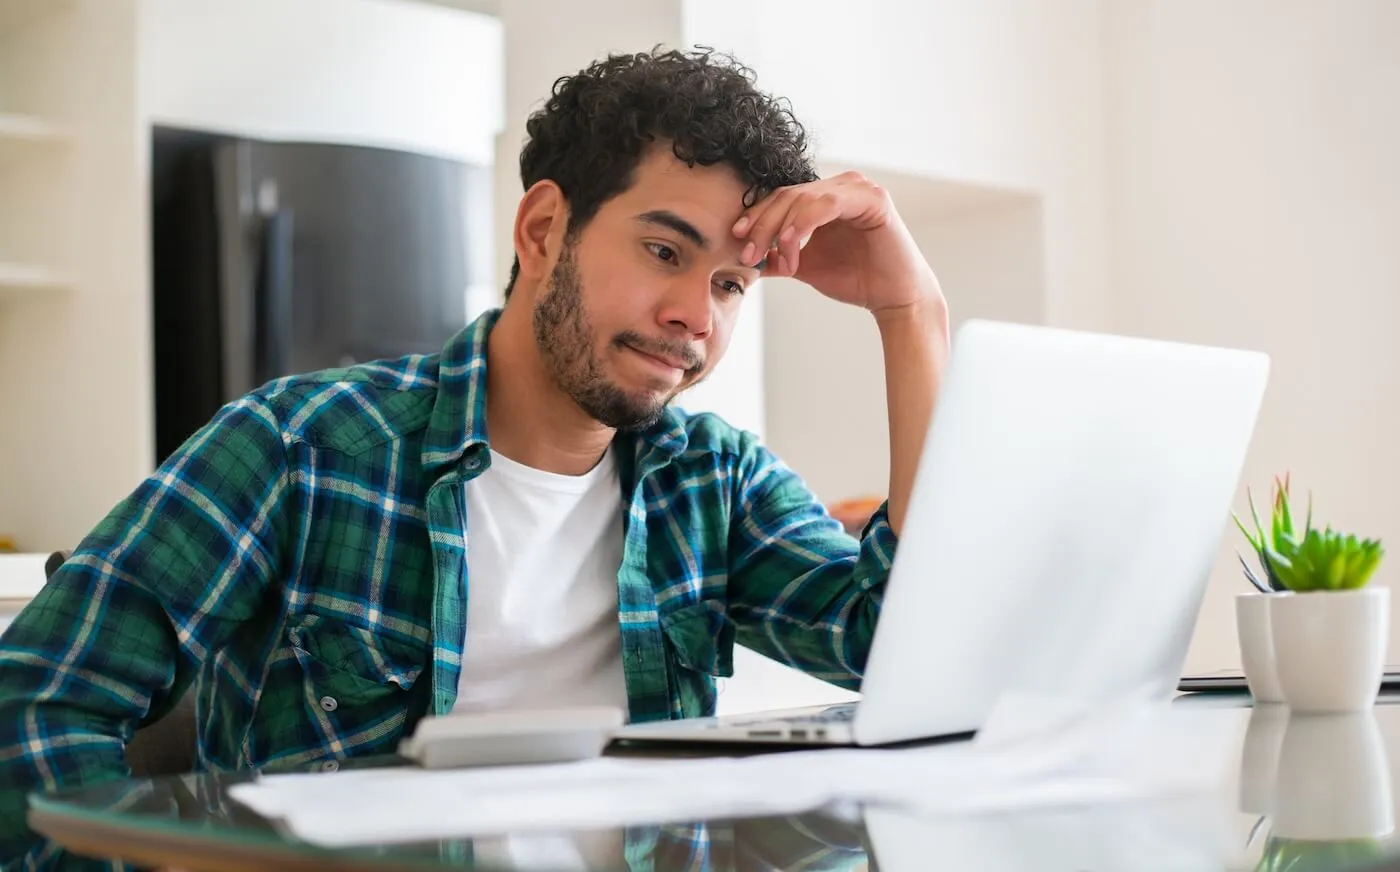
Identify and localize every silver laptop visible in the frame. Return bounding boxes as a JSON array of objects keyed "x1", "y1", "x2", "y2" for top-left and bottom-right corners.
[{"x1": 615, "y1": 319, "x2": 1270, "y2": 747}]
